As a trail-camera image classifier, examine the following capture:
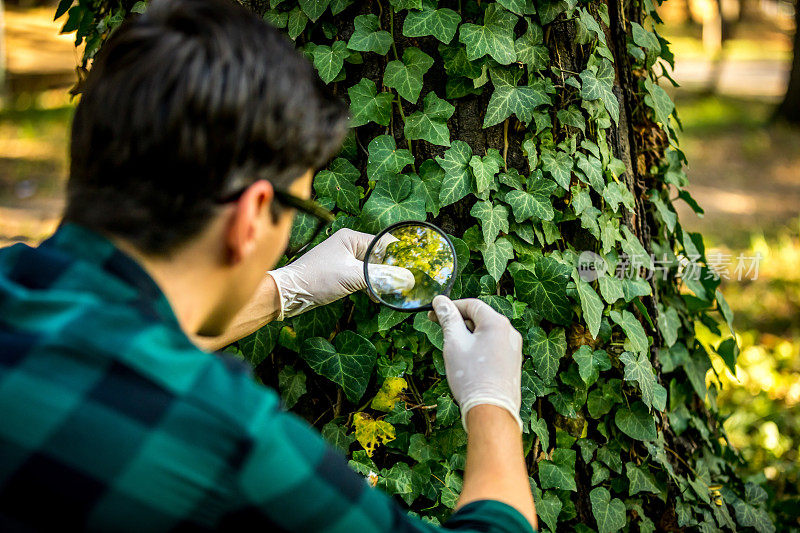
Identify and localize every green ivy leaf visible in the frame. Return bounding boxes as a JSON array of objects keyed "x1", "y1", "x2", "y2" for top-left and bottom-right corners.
[
  {"x1": 733, "y1": 500, "x2": 774, "y2": 533},
  {"x1": 610, "y1": 309, "x2": 649, "y2": 356},
  {"x1": 656, "y1": 303, "x2": 680, "y2": 347},
  {"x1": 314, "y1": 158, "x2": 360, "y2": 214},
  {"x1": 384, "y1": 47, "x2": 434, "y2": 103},
  {"x1": 537, "y1": 0, "x2": 570, "y2": 25},
  {"x1": 529, "y1": 411, "x2": 550, "y2": 446},
  {"x1": 348, "y1": 78, "x2": 394, "y2": 127},
  {"x1": 347, "y1": 14, "x2": 393, "y2": 55},
  {"x1": 330, "y1": 0, "x2": 354, "y2": 15},
  {"x1": 592, "y1": 462, "x2": 610, "y2": 485},
  {"x1": 287, "y1": 7, "x2": 309, "y2": 39},
  {"x1": 381, "y1": 462, "x2": 413, "y2": 495},
  {"x1": 300, "y1": 330, "x2": 378, "y2": 403},
  {"x1": 413, "y1": 311, "x2": 443, "y2": 350},
  {"x1": 576, "y1": 152, "x2": 605, "y2": 192},
  {"x1": 402, "y1": 0, "x2": 461, "y2": 44},
  {"x1": 484, "y1": 72, "x2": 552, "y2": 127},
  {"x1": 314, "y1": 41, "x2": 350, "y2": 83},
  {"x1": 264, "y1": 9, "x2": 289, "y2": 29},
  {"x1": 615, "y1": 401, "x2": 657, "y2": 441},
  {"x1": 278, "y1": 366, "x2": 307, "y2": 408},
  {"x1": 299, "y1": 0, "x2": 331, "y2": 22},
  {"x1": 541, "y1": 147, "x2": 573, "y2": 190},
  {"x1": 558, "y1": 105, "x2": 586, "y2": 132},
  {"x1": 515, "y1": 19, "x2": 548, "y2": 71},
  {"x1": 497, "y1": 0, "x2": 536, "y2": 15},
  {"x1": 481, "y1": 236, "x2": 515, "y2": 282},
  {"x1": 408, "y1": 433, "x2": 443, "y2": 462},
  {"x1": 573, "y1": 274, "x2": 604, "y2": 338},
  {"x1": 404, "y1": 91, "x2": 455, "y2": 146},
  {"x1": 366, "y1": 134, "x2": 414, "y2": 180},
  {"x1": 513, "y1": 256, "x2": 572, "y2": 325},
  {"x1": 603, "y1": 181, "x2": 635, "y2": 213},
  {"x1": 418, "y1": 159, "x2": 444, "y2": 216},
  {"x1": 389, "y1": 0, "x2": 423, "y2": 10},
  {"x1": 361, "y1": 173, "x2": 426, "y2": 232},
  {"x1": 458, "y1": 3, "x2": 517, "y2": 65},
  {"x1": 470, "y1": 201, "x2": 509, "y2": 244},
  {"x1": 293, "y1": 300, "x2": 343, "y2": 341},
  {"x1": 470, "y1": 152, "x2": 503, "y2": 195},
  {"x1": 626, "y1": 462, "x2": 661, "y2": 496},
  {"x1": 525, "y1": 326, "x2": 566, "y2": 384},
  {"x1": 630, "y1": 22, "x2": 662, "y2": 67},
  {"x1": 580, "y1": 58, "x2": 619, "y2": 123},
  {"x1": 436, "y1": 395, "x2": 460, "y2": 427},
  {"x1": 505, "y1": 177, "x2": 557, "y2": 223},
  {"x1": 240, "y1": 321, "x2": 283, "y2": 365},
  {"x1": 620, "y1": 351, "x2": 666, "y2": 411},
  {"x1": 590, "y1": 486, "x2": 626, "y2": 533},
  {"x1": 322, "y1": 421, "x2": 356, "y2": 453},
  {"x1": 572, "y1": 345, "x2": 611, "y2": 386},
  {"x1": 539, "y1": 448, "x2": 577, "y2": 491},
  {"x1": 437, "y1": 140, "x2": 474, "y2": 207},
  {"x1": 440, "y1": 42, "x2": 483, "y2": 78},
  {"x1": 644, "y1": 77, "x2": 675, "y2": 133},
  {"x1": 531, "y1": 485, "x2": 562, "y2": 532}
]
